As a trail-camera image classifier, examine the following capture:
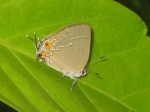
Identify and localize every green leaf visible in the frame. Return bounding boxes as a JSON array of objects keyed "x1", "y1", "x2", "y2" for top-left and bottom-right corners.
[{"x1": 0, "y1": 0, "x2": 150, "y2": 112}]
